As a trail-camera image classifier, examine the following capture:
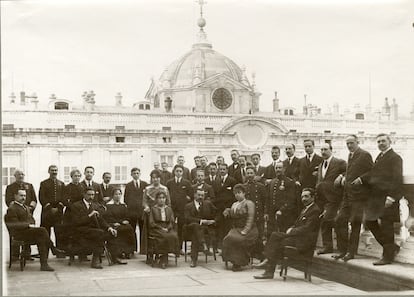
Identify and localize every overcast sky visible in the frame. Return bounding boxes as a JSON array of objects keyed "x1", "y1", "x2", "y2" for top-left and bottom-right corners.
[{"x1": 2, "y1": 0, "x2": 414, "y2": 114}]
